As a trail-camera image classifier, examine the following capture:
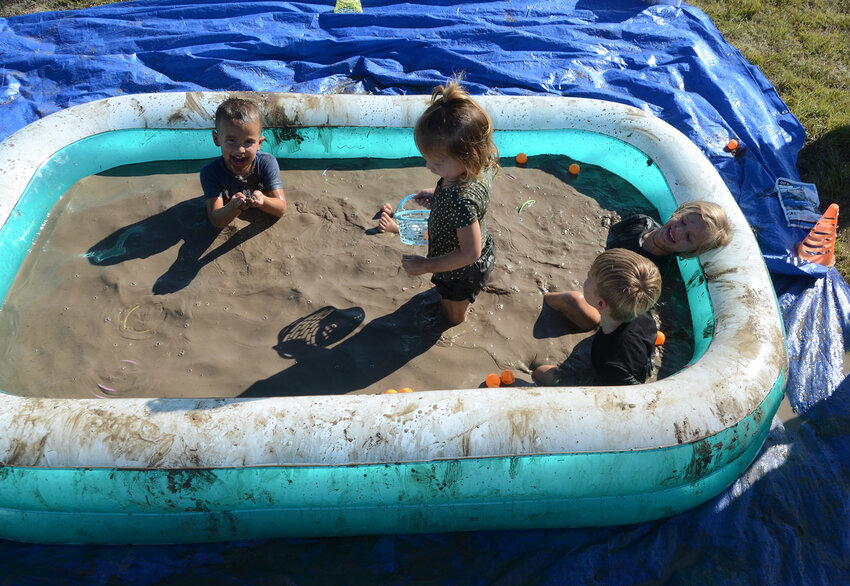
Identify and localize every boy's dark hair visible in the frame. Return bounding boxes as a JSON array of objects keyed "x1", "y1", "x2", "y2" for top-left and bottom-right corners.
[
  {"x1": 414, "y1": 80, "x2": 499, "y2": 182},
  {"x1": 215, "y1": 97, "x2": 263, "y2": 130},
  {"x1": 591, "y1": 248, "x2": 661, "y2": 322}
]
